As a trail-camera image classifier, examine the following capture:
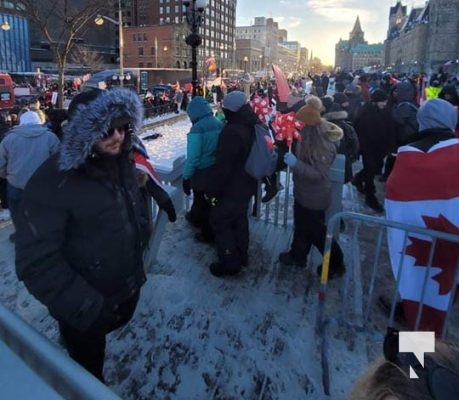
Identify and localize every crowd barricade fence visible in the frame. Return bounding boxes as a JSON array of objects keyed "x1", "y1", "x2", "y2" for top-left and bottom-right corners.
[{"x1": 315, "y1": 211, "x2": 459, "y2": 395}]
